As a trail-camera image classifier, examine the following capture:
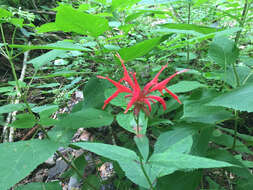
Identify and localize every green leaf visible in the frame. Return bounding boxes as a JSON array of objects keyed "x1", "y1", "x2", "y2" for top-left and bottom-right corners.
[
  {"x1": 208, "y1": 35, "x2": 239, "y2": 68},
  {"x1": 82, "y1": 77, "x2": 108, "y2": 109},
  {"x1": 58, "y1": 108, "x2": 113, "y2": 129},
  {"x1": 154, "y1": 126, "x2": 195, "y2": 154},
  {"x1": 104, "y1": 88, "x2": 128, "y2": 108},
  {"x1": 73, "y1": 142, "x2": 154, "y2": 188},
  {"x1": 0, "y1": 139, "x2": 59, "y2": 190},
  {"x1": 73, "y1": 142, "x2": 138, "y2": 162},
  {"x1": 36, "y1": 83, "x2": 60, "y2": 88},
  {"x1": 0, "y1": 103, "x2": 27, "y2": 114},
  {"x1": 182, "y1": 89, "x2": 233, "y2": 124},
  {"x1": 10, "y1": 41, "x2": 91, "y2": 52},
  {"x1": 156, "y1": 171, "x2": 202, "y2": 190},
  {"x1": 10, "y1": 113, "x2": 36, "y2": 128},
  {"x1": 208, "y1": 149, "x2": 253, "y2": 182},
  {"x1": 118, "y1": 37, "x2": 162, "y2": 61},
  {"x1": 207, "y1": 83, "x2": 253, "y2": 112},
  {"x1": 116, "y1": 111, "x2": 148, "y2": 135},
  {"x1": 134, "y1": 135, "x2": 149, "y2": 161},
  {"x1": 32, "y1": 104, "x2": 58, "y2": 113},
  {"x1": 15, "y1": 182, "x2": 61, "y2": 190},
  {"x1": 81, "y1": 175, "x2": 100, "y2": 190},
  {"x1": 9, "y1": 18, "x2": 24, "y2": 27},
  {"x1": 168, "y1": 81, "x2": 206, "y2": 93},
  {"x1": 0, "y1": 8, "x2": 12, "y2": 19},
  {"x1": 112, "y1": 0, "x2": 142, "y2": 10},
  {"x1": 37, "y1": 4, "x2": 109, "y2": 37},
  {"x1": 149, "y1": 152, "x2": 235, "y2": 171},
  {"x1": 210, "y1": 131, "x2": 253, "y2": 155},
  {"x1": 116, "y1": 113, "x2": 136, "y2": 133},
  {"x1": 161, "y1": 23, "x2": 218, "y2": 34}
]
